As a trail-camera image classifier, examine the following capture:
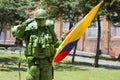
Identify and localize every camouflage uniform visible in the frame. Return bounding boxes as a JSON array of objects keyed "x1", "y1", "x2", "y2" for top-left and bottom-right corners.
[{"x1": 12, "y1": 8, "x2": 58, "y2": 80}]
